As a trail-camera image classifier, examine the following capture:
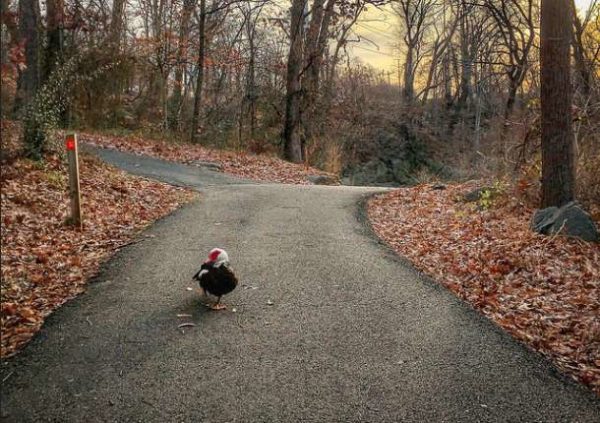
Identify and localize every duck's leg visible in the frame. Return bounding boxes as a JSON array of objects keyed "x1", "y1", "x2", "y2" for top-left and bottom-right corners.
[{"x1": 210, "y1": 296, "x2": 227, "y2": 310}]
